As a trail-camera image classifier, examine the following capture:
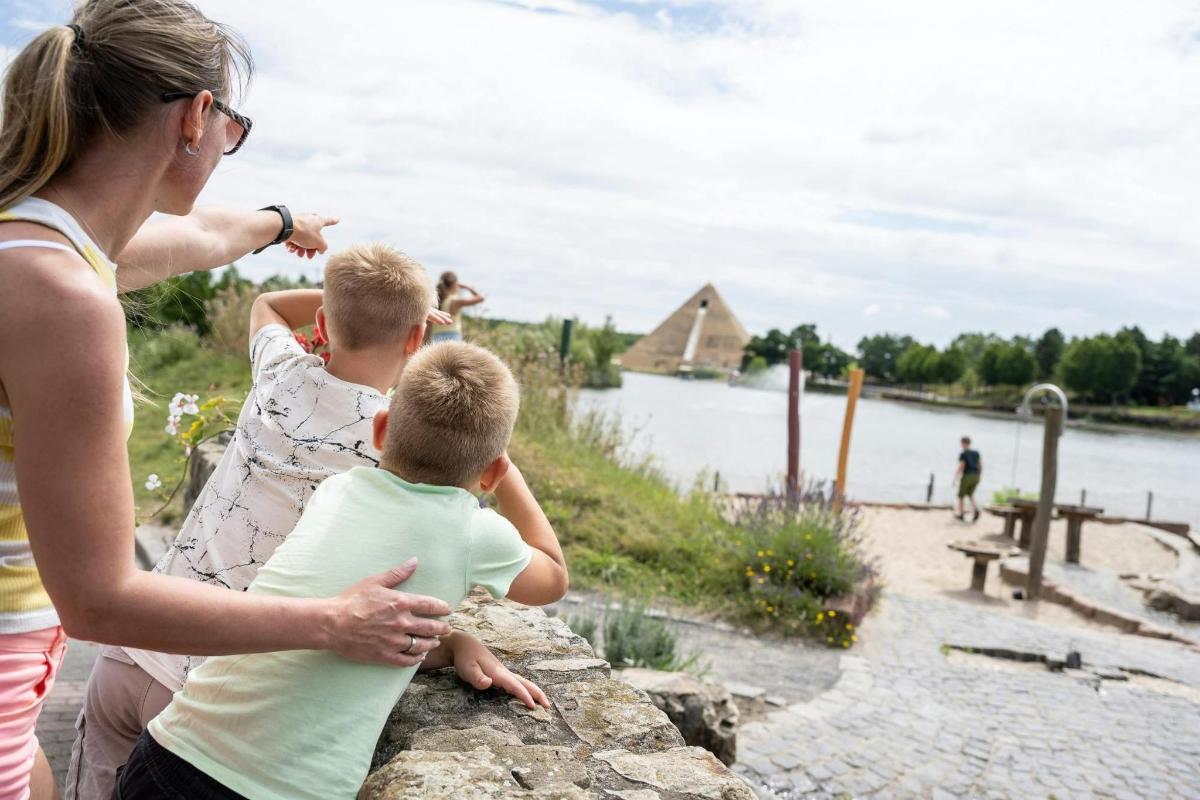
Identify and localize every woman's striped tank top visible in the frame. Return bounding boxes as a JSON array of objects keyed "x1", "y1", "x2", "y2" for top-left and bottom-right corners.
[{"x1": 0, "y1": 197, "x2": 135, "y2": 633}]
